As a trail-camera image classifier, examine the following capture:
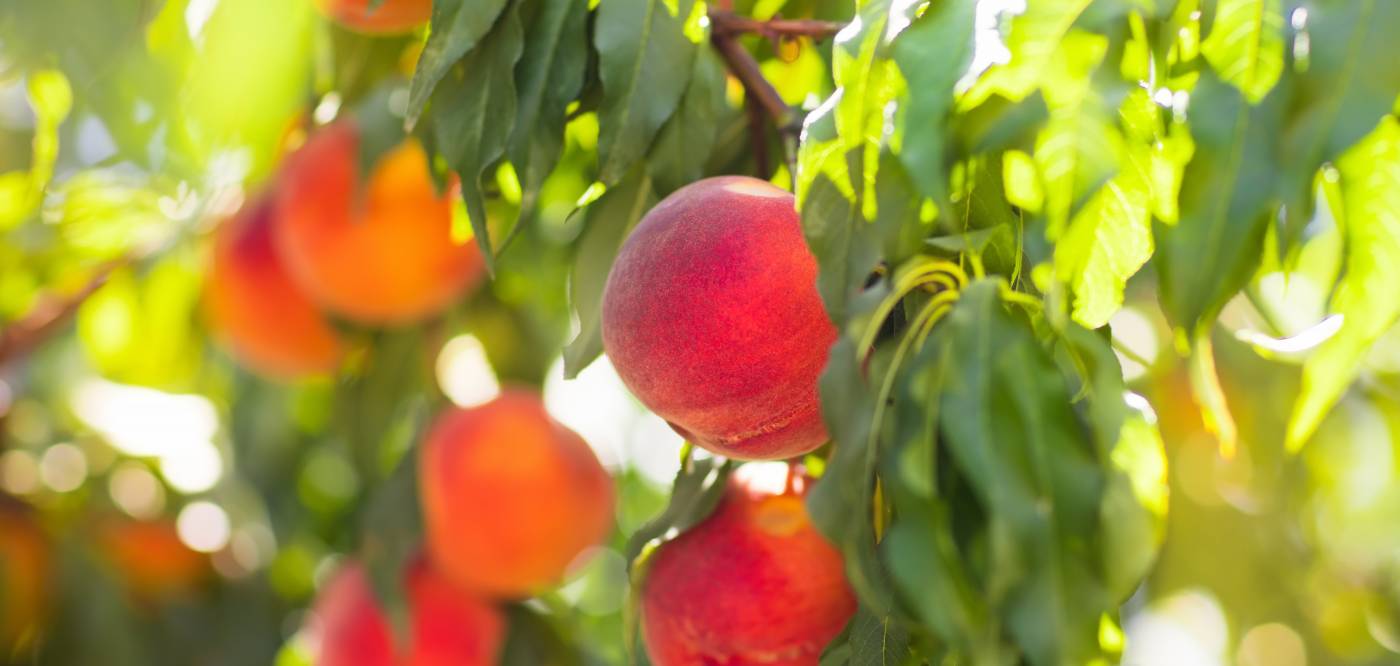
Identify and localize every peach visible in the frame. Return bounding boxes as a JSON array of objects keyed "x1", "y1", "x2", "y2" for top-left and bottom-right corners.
[
  {"x1": 418, "y1": 391, "x2": 614, "y2": 598},
  {"x1": 313, "y1": 0, "x2": 432, "y2": 34},
  {"x1": 640, "y1": 467, "x2": 856, "y2": 666},
  {"x1": 205, "y1": 192, "x2": 343, "y2": 379},
  {"x1": 314, "y1": 559, "x2": 502, "y2": 666},
  {"x1": 0, "y1": 500, "x2": 50, "y2": 653},
  {"x1": 96, "y1": 519, "x2": 209, "y2": 599},
  {"x1": 600, "y1": 176, "x2": 836, "y2": 461},
  {"x1": 274, "y1": 121, "x2": 485, "y2": 326}
]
